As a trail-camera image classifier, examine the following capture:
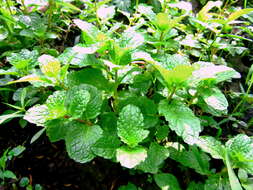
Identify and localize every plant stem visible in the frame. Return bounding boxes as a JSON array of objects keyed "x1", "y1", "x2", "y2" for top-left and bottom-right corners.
[
  {"x1": 168, "y1": 86, "x2": 177, "y2": 102},
  {"x1": 157, "y1": 31, "x2": 165, "y2": 54},
  {"x1": 232, "y1": 78, "x2": 253, "y2": 113},
  {"x1": 21, "y1": 0, "x2": 28, "y2": 14},
  {"x1": 244, "y1": 0, "x2": 247, "y2": 8}
]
